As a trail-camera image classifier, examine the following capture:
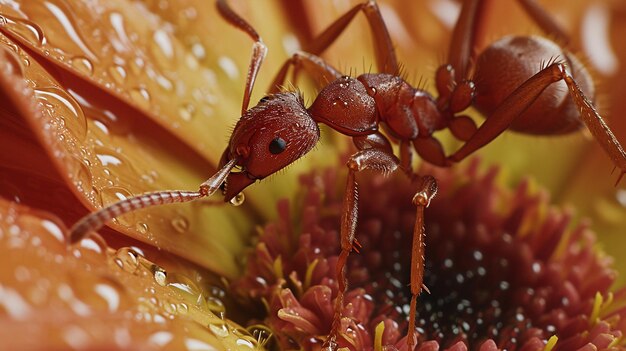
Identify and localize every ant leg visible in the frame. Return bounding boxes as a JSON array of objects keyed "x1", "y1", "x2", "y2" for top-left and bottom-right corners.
[
  {"x1": 515, "y1": 0, "x2": 570, "y2": 45},
  {"x1": 446, "y1": 0, "x2": 488, "y2": 81},
  {"x1": 400, "y1": 140, "x2": 414, "y2": 173},
  {"x1": 445, "y1": 0, "x2": 569, "y2": 82},
  {"x1": 448, "y1": 63, "x2": 567, "y2": 163},
  {"x1": 448, "y1": 63, "x2": 626, "y2": 182},
  {"x1": 407, "y1": 175, "x2": 438, "y2": 351},
  {"x1": 304, "y1": 0, "x2": 398, "y2": 74},
  {"x1": 563, "y1": 71, "x2": 626, "y2": 184},
  {"x1": 413, "y1": 137, "x2": 447, "y2": 167},
  {"x1": 268, "y1": 51, "x2": 342, "y2": 94},
  {"x1": 325, "y1": 148, "x2": 400, "y2": 349},
  {"x1": 216, "y1": 0, "x2": 267, "y2": 114}
]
